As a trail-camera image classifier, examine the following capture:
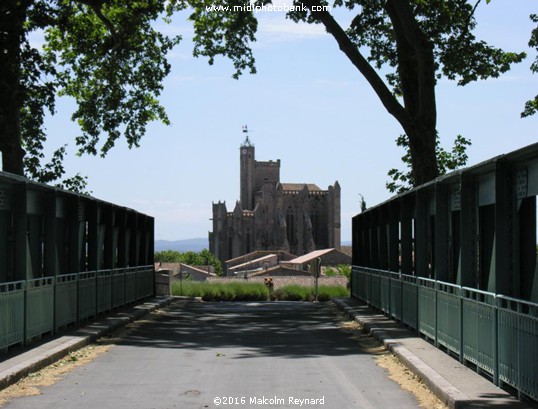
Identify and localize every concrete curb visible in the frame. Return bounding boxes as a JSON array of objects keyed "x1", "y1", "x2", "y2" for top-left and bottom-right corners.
[
  {"x1": 0, "y1": 296, "x2": 176, "y2": 391},
  {"x1": 332, "y1": 298, "x2": 469, "y2": 409},
  {"x1": 387, "y1": 342, "x2": 470, "y2": 409}
]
